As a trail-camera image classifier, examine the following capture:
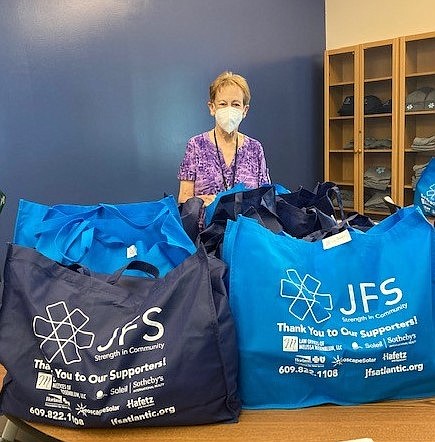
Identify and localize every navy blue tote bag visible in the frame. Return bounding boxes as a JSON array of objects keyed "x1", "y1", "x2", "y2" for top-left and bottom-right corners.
[
  {"x1": 0, "y1": 244, "x2": 240, "y2": 427},
  {"x1": 223, "y1": 207, "x2": 435, "y2": 409},
  {"x1": 204, "y1": 183, "x2": 291, "y2": 228}
]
